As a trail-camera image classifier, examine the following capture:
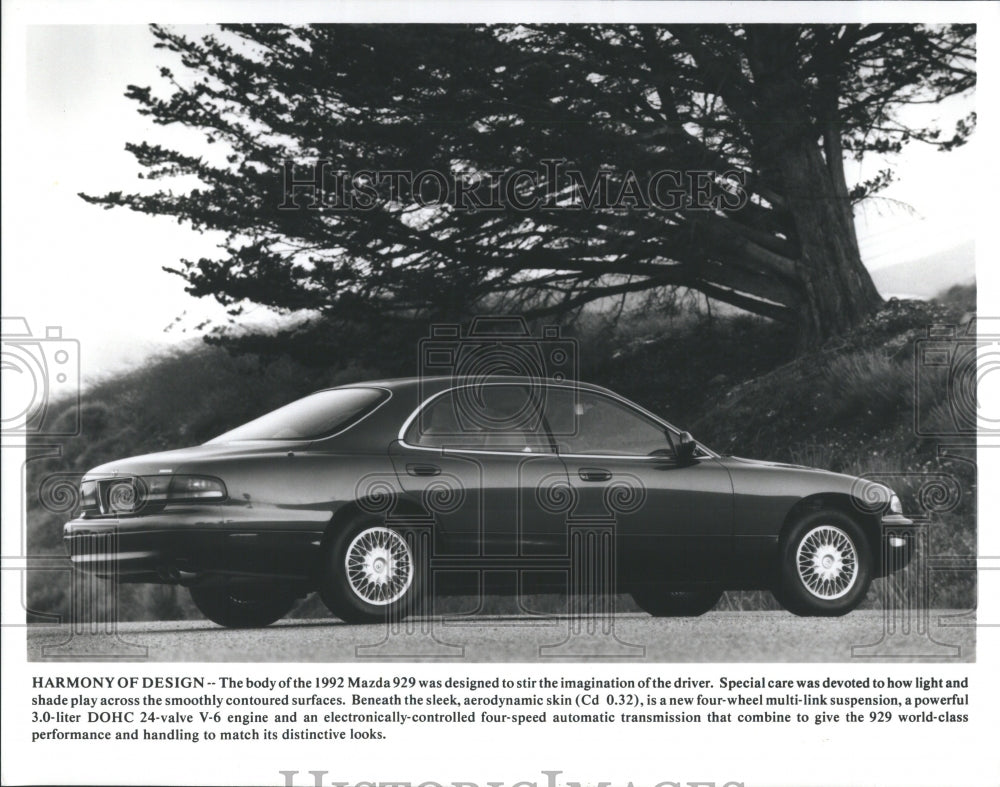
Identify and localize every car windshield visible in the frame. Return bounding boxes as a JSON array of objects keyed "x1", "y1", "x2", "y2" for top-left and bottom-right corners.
[{"x1": 207, "y1": 388, "x2": 388, "y2": 442}]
